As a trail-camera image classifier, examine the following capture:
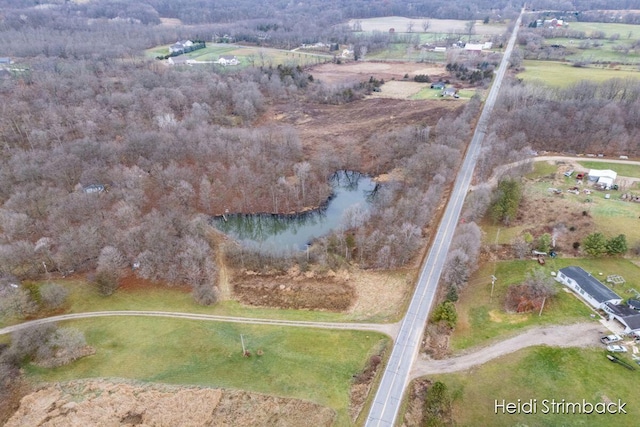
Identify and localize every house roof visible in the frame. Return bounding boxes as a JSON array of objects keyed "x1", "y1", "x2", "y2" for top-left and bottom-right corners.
[
  {"x1": 559, "y1": 266, "x2": 622, "y2": 303},
  {"x1": 605, "y1": 302, "x2": 640, "y2": 330}
]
